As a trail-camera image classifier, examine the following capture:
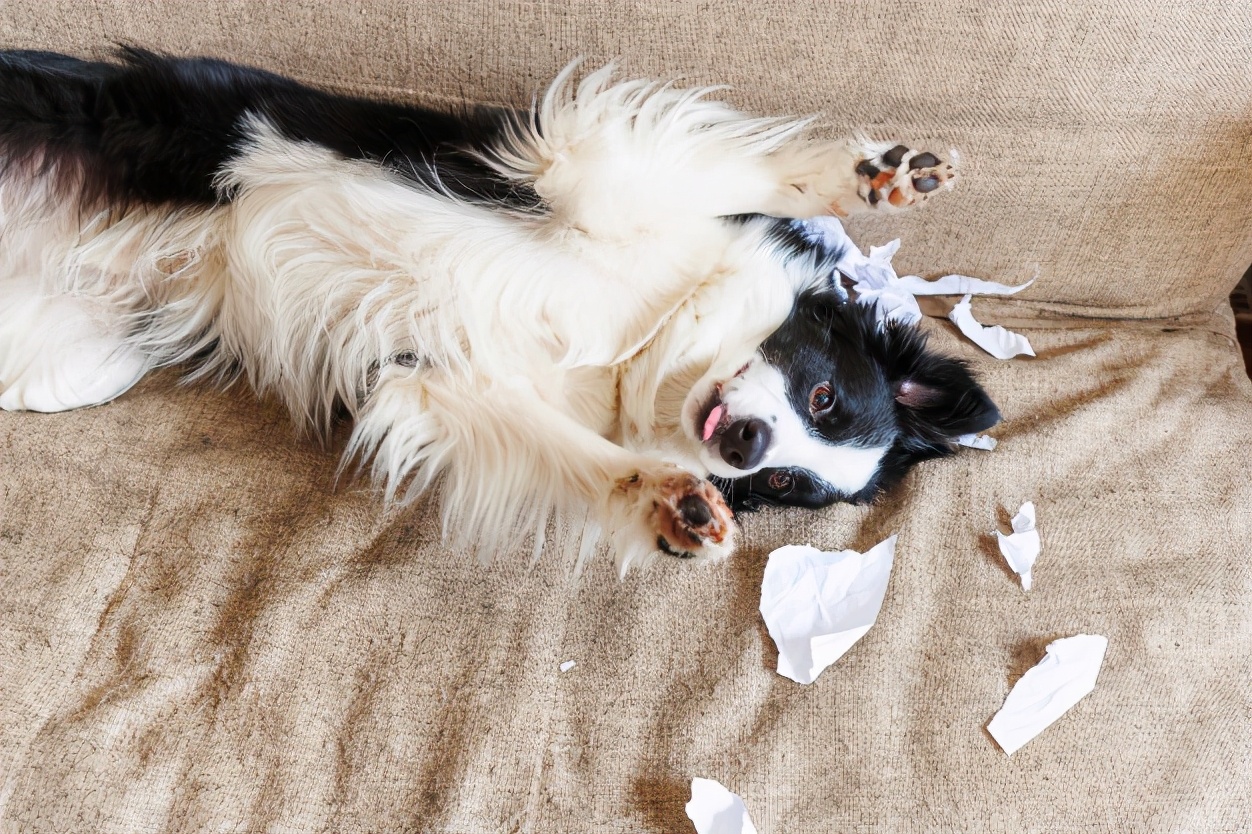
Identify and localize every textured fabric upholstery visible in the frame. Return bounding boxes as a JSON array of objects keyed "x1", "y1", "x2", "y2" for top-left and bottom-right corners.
[{"x1": 2, "y1": 3, "x2": 1249, "y2": 831}]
